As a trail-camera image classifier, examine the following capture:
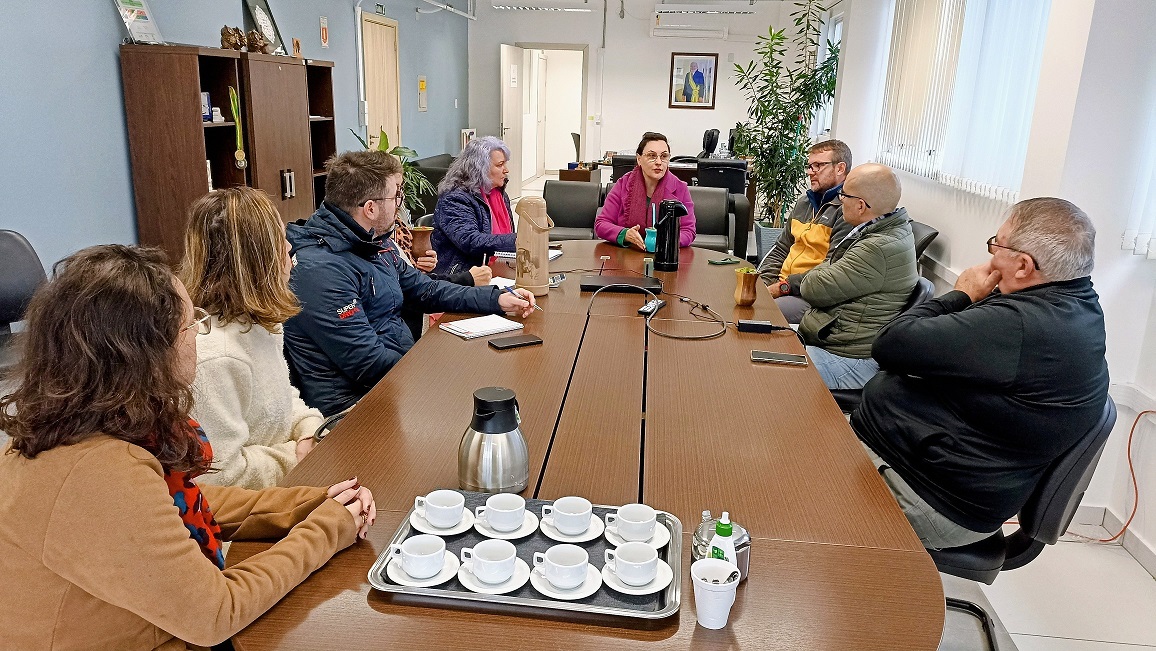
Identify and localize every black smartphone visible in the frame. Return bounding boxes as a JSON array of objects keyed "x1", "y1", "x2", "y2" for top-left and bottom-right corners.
[
  {"x1": 488, "y1": 334, "x2": 544, "y2": 350},
  {"x1": 751, "y1": 350, "x2": 808, "y2": 366}
]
